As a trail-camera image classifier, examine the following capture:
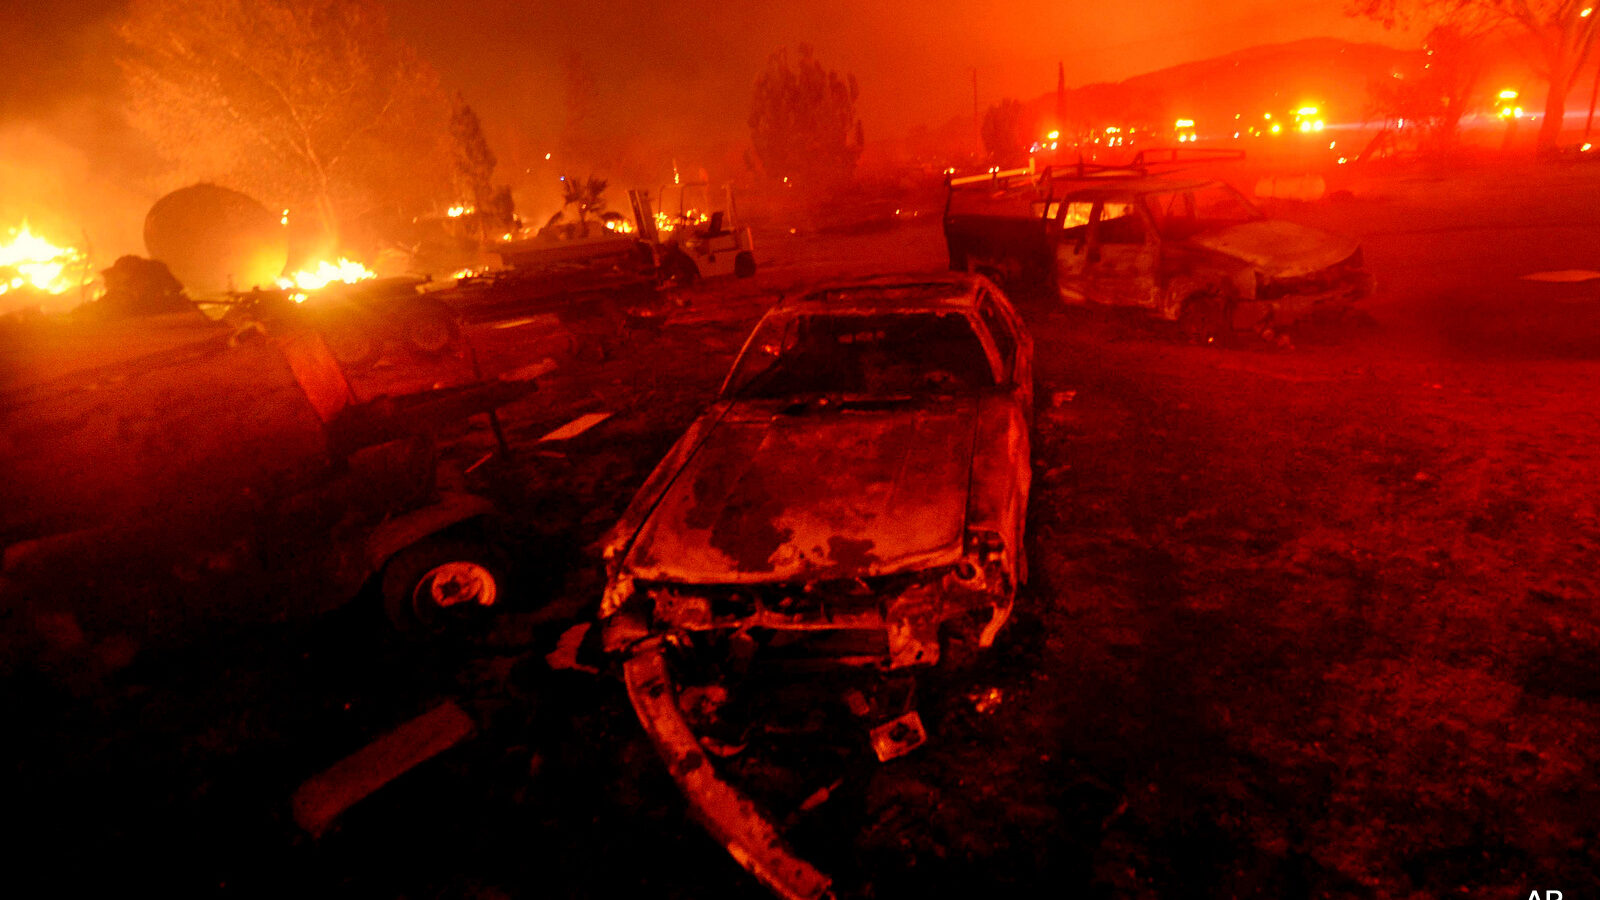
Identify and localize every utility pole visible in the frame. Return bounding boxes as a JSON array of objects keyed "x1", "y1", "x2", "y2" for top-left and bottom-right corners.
[
  {"x1": 1586, "y1": 57, "x2": 1599, "y2": 144},
  {"x1": 971, "y1": 68, "x2": 981, "y2": 157}
]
